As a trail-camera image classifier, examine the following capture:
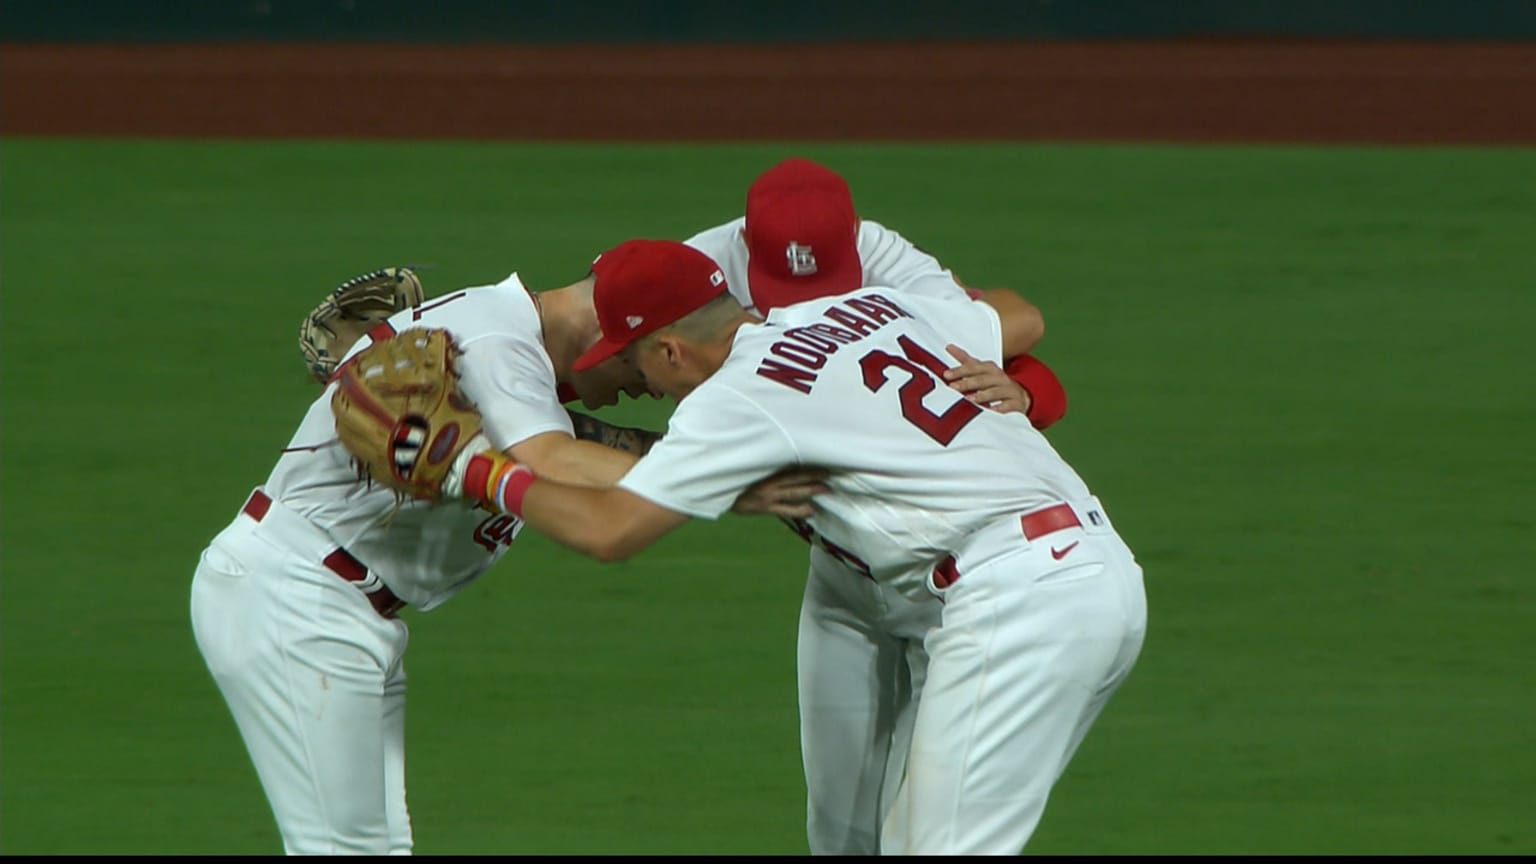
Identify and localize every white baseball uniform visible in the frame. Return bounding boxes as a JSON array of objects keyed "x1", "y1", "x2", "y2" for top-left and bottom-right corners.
[
  {"x1": 189, "y1": 275, "x2": 566, "y2": 854},
  {"x1": 617, "y1": 288, "x2": 1147, "y2": 853},
  {"x1": 685, "y1": 217, "x2": 976, "y2": 852}
]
